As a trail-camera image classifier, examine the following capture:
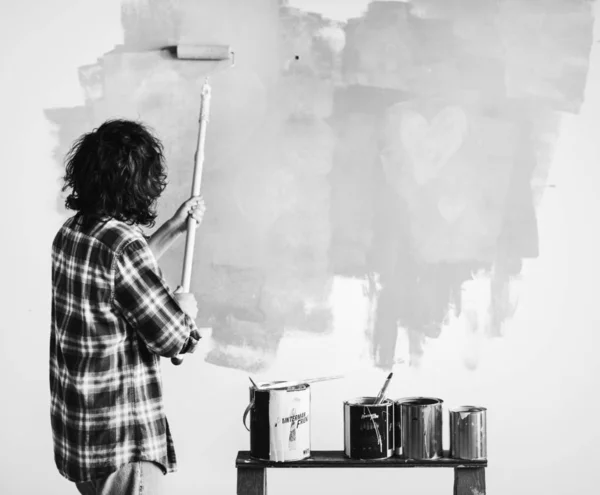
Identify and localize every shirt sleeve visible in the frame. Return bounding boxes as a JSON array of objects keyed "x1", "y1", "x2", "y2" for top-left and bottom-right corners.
[{"x1": 112, "y1": 238, "x2": 201, "y2": 358}]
